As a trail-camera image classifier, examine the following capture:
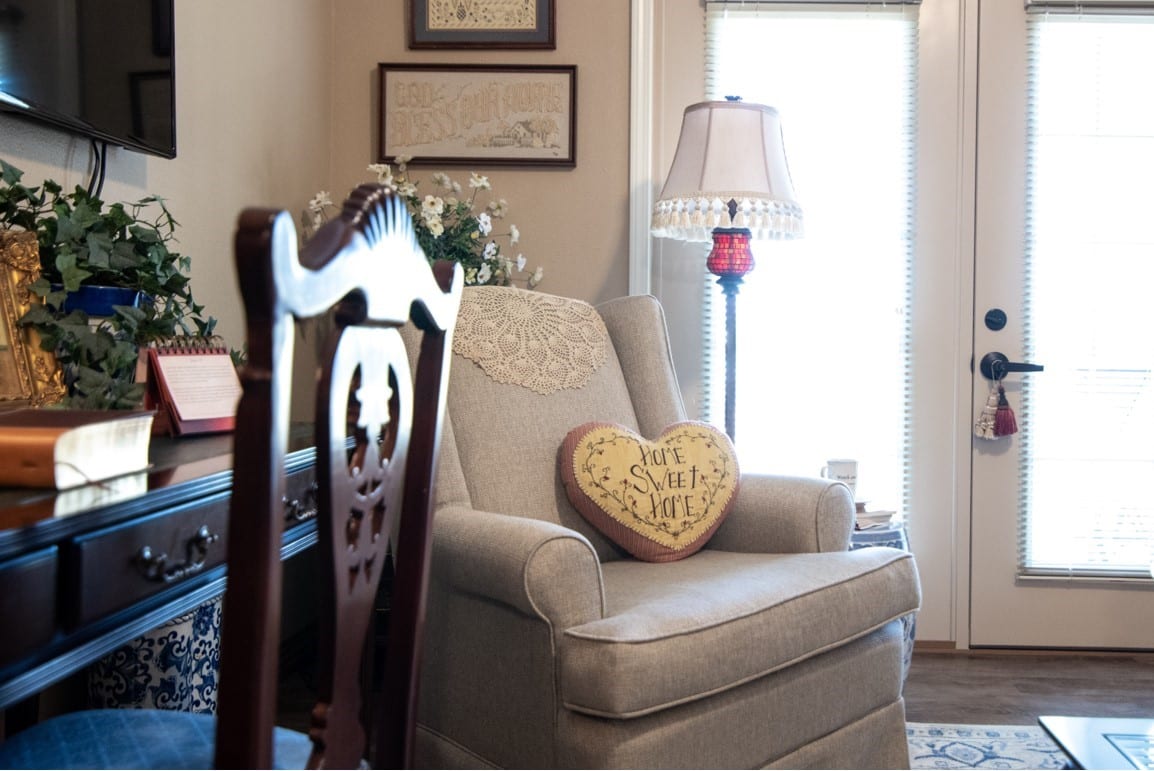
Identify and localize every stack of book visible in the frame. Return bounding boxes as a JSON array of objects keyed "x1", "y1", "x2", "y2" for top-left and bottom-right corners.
[{"x1": 855, "y1": 502, "x2": 898, "y2": 530}]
